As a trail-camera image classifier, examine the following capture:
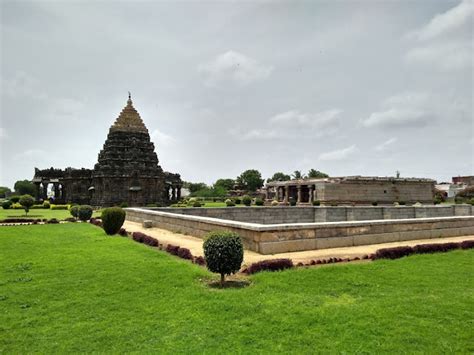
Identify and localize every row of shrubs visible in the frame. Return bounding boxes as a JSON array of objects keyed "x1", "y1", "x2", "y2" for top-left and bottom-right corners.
[
  {"x1": 1, "y1": 198, "x2": 70, "y2": 210},
  {"x1": 0, "y1": 218, "x2": 63, "y2": 224},
  {"x1": 372, "y1": 240, "x2": 474, "y2": 260}
]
